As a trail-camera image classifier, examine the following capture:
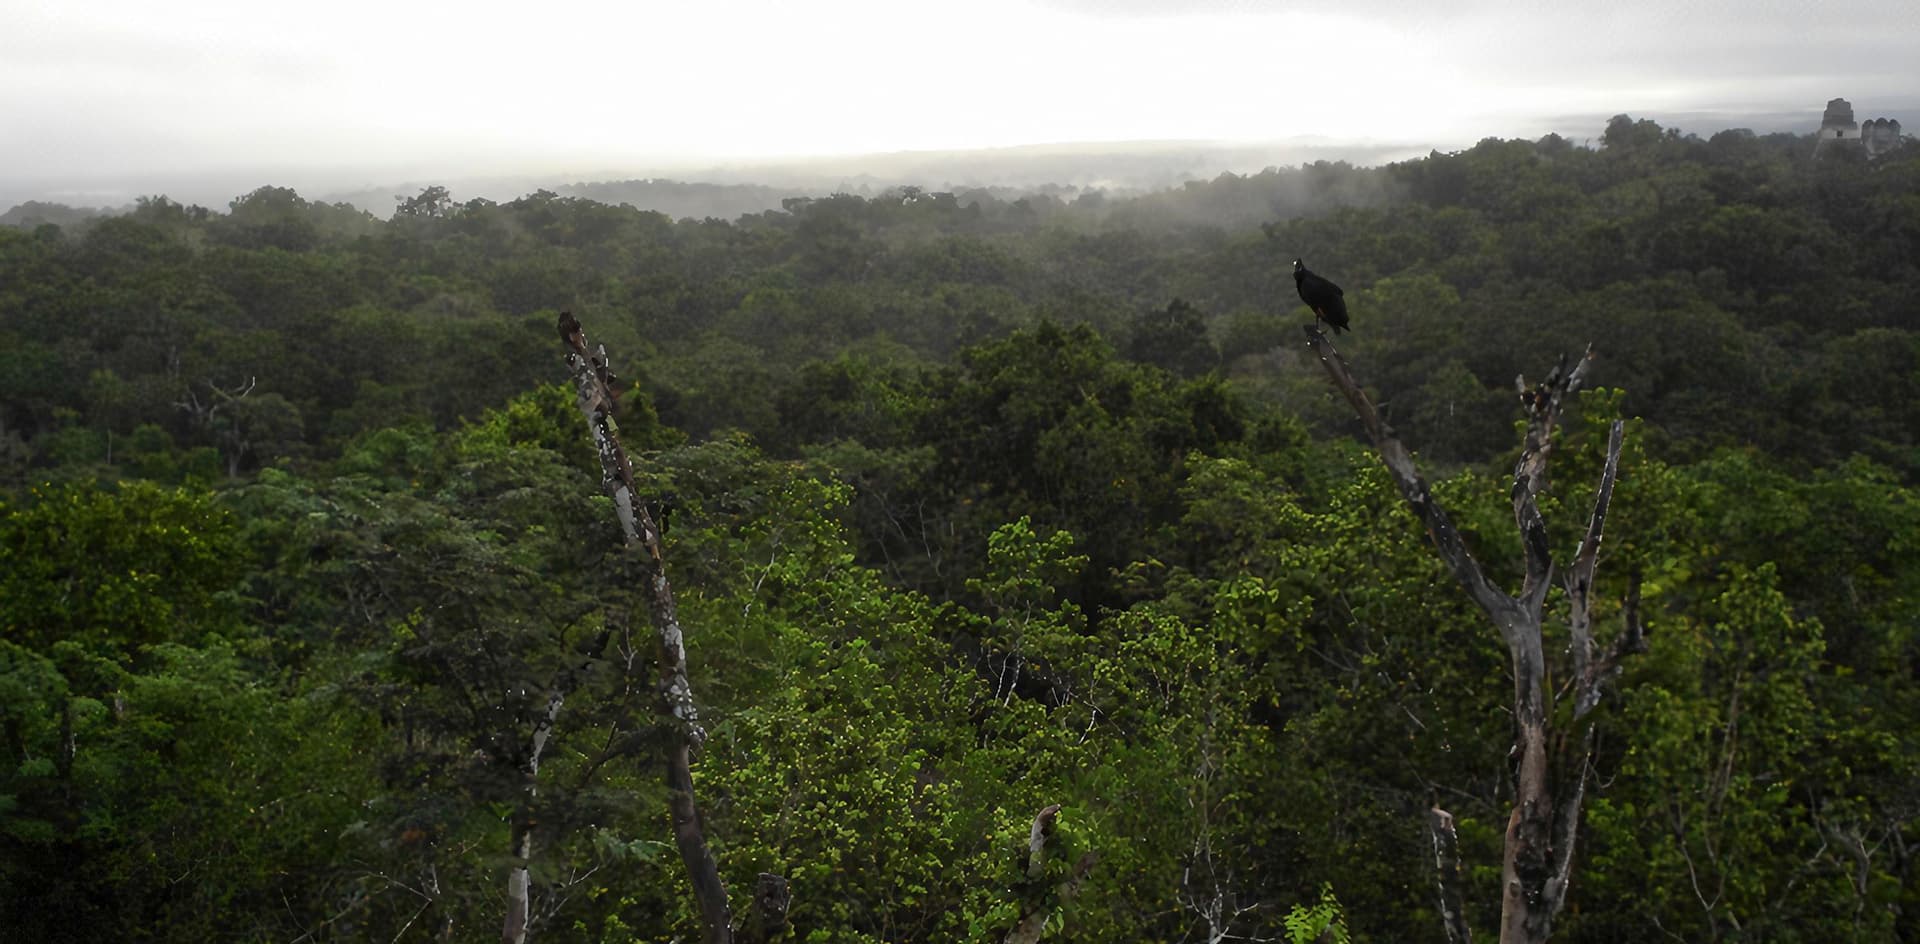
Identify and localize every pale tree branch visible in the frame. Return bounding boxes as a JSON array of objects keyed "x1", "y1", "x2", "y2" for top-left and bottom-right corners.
[
  {"x1": 1588, "y1": 572, "x2": 1649, "y2": 716},
  {"x1": 1026, "y1": 804, "x2": 1062, "y2": 880},
  {"x1": 1306, "y1": 326, "x2": 1637, "y2": 944},
  {"x1": 558, "y1": 311, "x2": 737, "y2": 944},
  {"x1": 1542, "y1": 733, "x2": 1594, "y2": 918},
  {"x1": 1005, "y1": 805, "x2": 1098, "y2": 944},
  {"x1": 1512, "y1": 349, "x2": 1594, "y2": 612},
  {"x1": 1567, "y1": 420, "x2": 1627, "y2": 719},
  {"x1": 1511, "y1": 477, "x2": 1555, "y2": 616},
  {"x1": 1302, "y1": 326, "x2": 1512, "y2": 620},
  {"x1": 173, "y1": 375, "x2": 257, "y2": 425},
  {"x1": 501, "y1": 621, "x2": 615, "y2": 943},
  {"x1": 1513, "y1": 349, "x2": 1594, "y2": 499},
  {"x1": 1005, "y1": 853, "x2": 1099, "y2": 944},
  {"x1": 1430, "y1": 805, "x2": 1472, "y2": 944}
]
